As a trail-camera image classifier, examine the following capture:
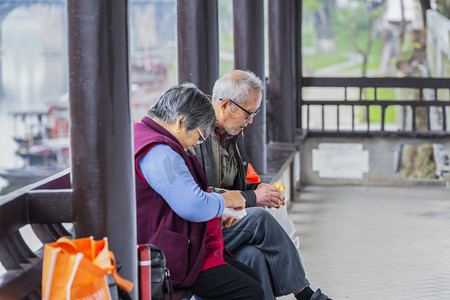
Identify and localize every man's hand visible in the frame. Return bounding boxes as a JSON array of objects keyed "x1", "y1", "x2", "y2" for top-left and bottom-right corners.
[
  {"x1": 222, "y1": 191, "x2": 246, "y2": 210},
  {"x1": 254, "y1": 183, "x2": 285, "y2": 208},
  {"x1": 220, "y1": 216, "x2": 239, "y2": 228}
]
